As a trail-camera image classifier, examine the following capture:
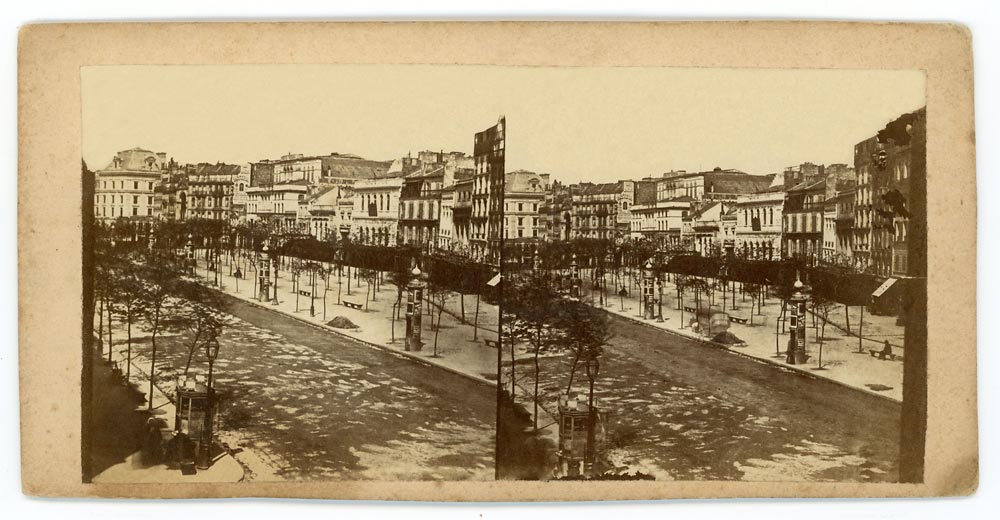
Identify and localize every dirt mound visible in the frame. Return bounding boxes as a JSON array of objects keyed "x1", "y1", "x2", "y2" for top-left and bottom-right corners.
[
  {"x1": 327, "y1": 316, "x2": 359, "y2": 329},
  {"x1": 712, "y1": 330, "x2": 745, "y2": 345}
]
